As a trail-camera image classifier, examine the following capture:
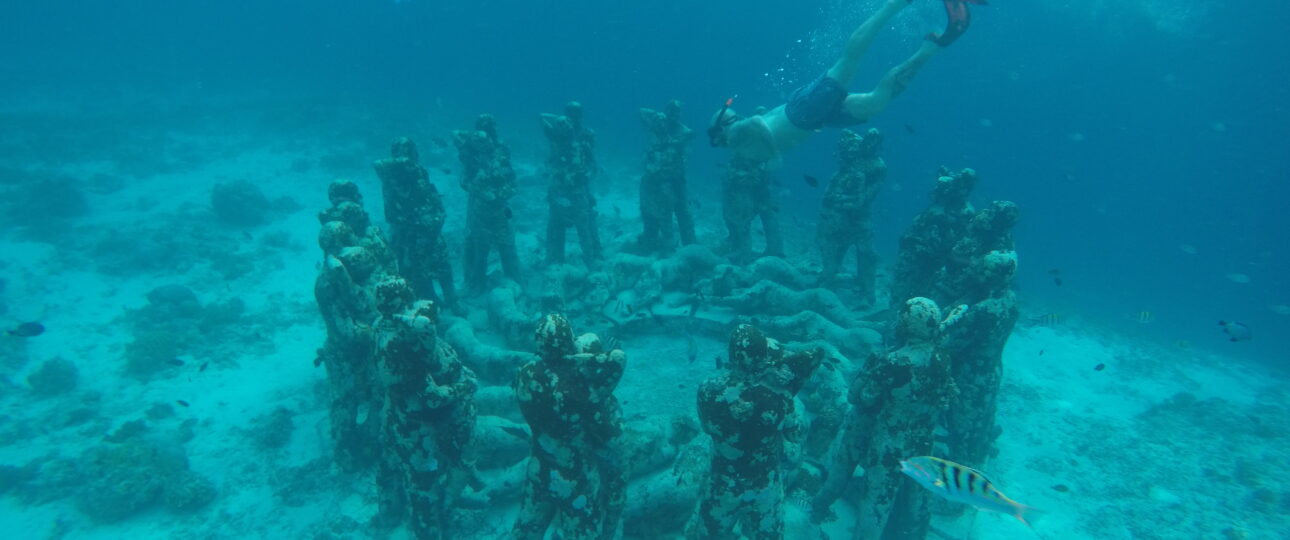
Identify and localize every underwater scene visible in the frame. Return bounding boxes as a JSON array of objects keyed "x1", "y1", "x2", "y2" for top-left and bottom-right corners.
[{"x1": 1, "y1": 0, "x2": 1287, "y2": 539}]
